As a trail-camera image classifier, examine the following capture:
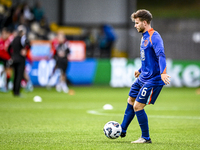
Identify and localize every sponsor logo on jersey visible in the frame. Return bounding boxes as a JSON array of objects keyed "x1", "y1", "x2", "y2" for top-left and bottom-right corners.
[{"x1": 141, "y1": 49, "x2": 145, "y2": 61}]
